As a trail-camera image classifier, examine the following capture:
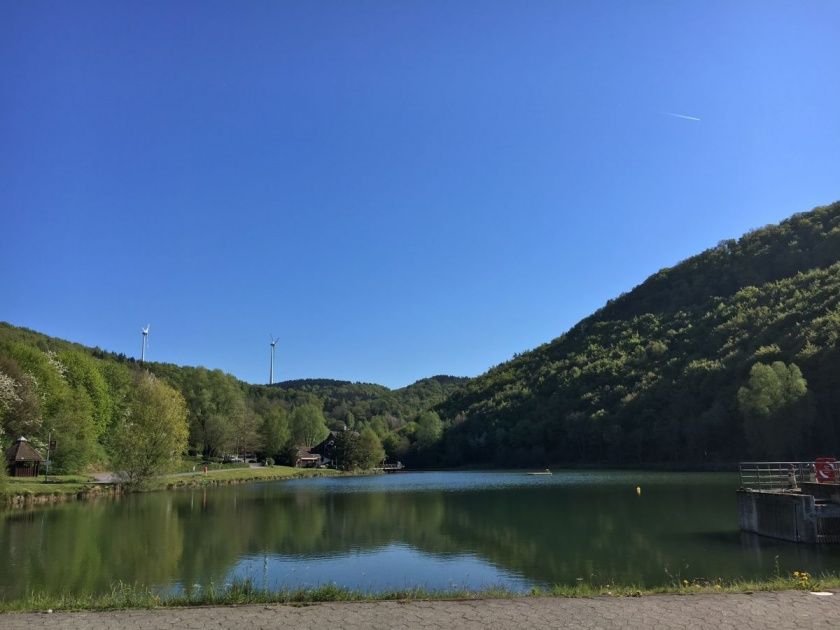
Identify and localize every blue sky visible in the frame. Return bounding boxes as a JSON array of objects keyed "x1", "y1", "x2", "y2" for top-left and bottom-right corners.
[{"x1": 2, "y1": 1, "x2": 839, "y2": 388}]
